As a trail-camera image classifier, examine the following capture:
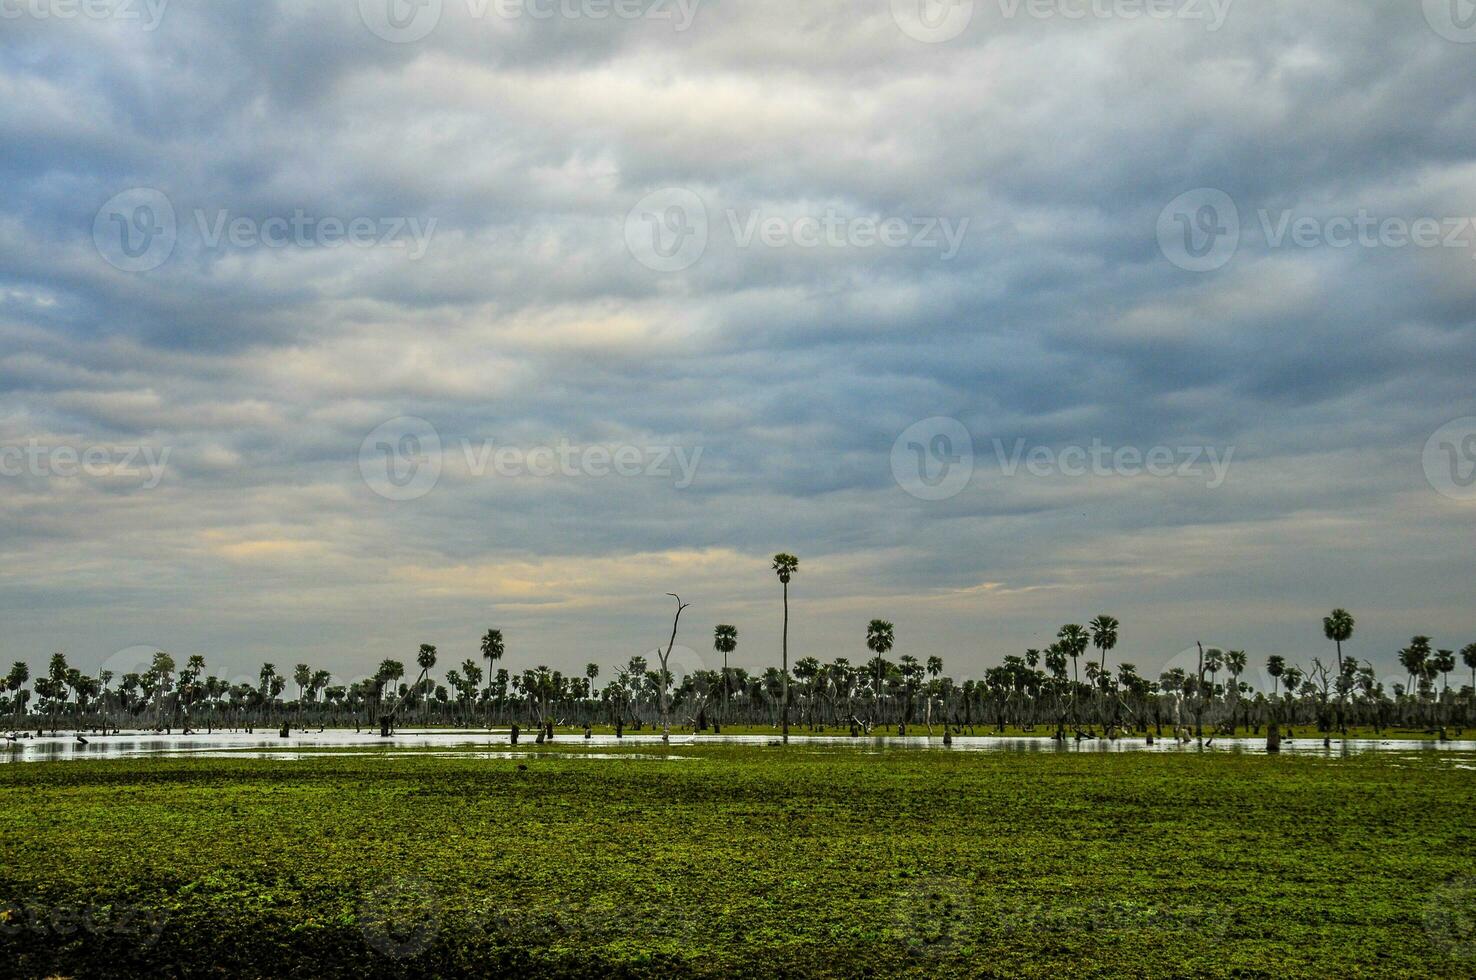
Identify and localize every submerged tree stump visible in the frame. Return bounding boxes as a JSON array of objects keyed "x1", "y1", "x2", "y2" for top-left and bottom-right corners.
[{"x1": 1266, "y1": 722, "x2": 1281, "y2": 753}]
